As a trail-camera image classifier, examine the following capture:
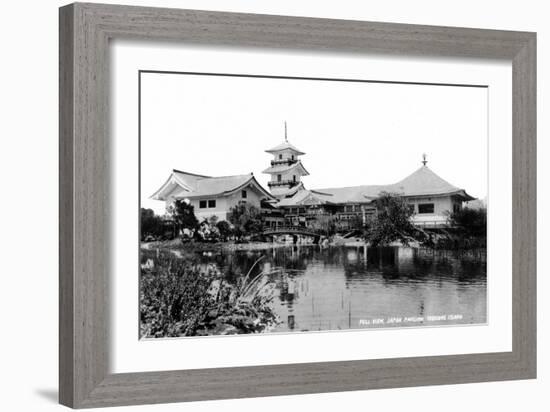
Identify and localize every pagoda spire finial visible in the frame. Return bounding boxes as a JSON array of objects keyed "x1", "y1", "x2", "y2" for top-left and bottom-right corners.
[
  {"x1": 284, "y1": 121, "x2": 288, "y2": 142},
  {"x1": 422, "y1": 153, "x2": 428, "y2": 166}
]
